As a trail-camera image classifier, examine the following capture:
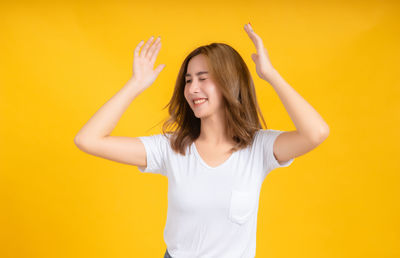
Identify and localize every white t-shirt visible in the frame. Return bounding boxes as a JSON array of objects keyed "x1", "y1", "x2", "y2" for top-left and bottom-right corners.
[{"x1": 137, "y1": 129, "x2": 294, "y2": 258}]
